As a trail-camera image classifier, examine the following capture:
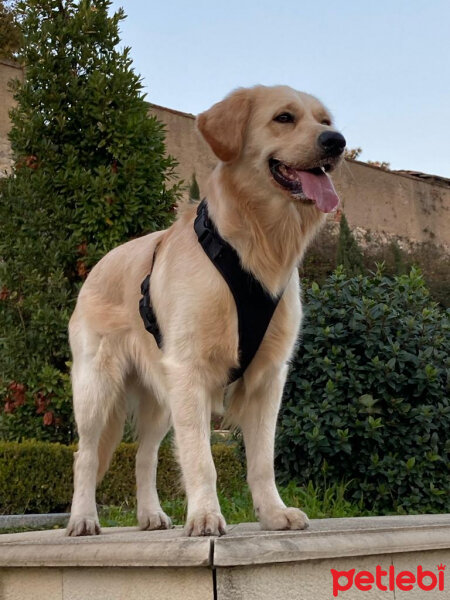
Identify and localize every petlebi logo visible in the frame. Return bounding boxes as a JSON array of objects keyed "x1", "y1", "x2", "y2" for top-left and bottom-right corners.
[{"x1": 330, "y1": 564, "x2": 446, "y2": 596}]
